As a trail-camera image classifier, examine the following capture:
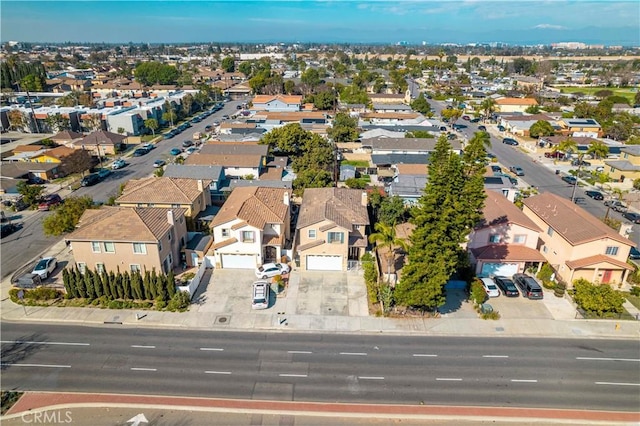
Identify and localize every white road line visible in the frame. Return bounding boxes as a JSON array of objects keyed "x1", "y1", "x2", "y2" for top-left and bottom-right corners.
[
  {"x1": 436, "y1": 378, "x2": 463, "y2": 381},
  {"x1": 413, "y1": 354, "x2": 438, "y2": 357},
  {"x1": 1, "y1": 363, "x2": 70, "y2": 368},
  {"x1": 511, "y1": 379, "x2": 538, "y2": 383},
  {"x1": 205, "y1": 371, "x2": 232, "y2": 375},
  {"x1": 358, "y1": 376, "x2": 384, "y2": 380},
  {"x1": 576, "y1": 357, "x2": 640, "y2": 362},
  {"x1": 595, "y1": 382, "x2": 640, "y2": 387},
  {"x1": 200, "y1": 348, "x2": 224, "y2": 351},
  {"x1": 1, "y1": 340, "x2": 89, "y2": 346},
  {"x1": 131, "y1": 345, "x2": 156, "y2": 349},
  {"x1": 287, "y1": 350, "x2": 312, "y2": 354},
  {"x1": 130, "y1": 367, "x2": 157, "y2": 372},
  {"x1": 483, "y1": 355, "x2": 509, "y2": 358},
  {"x1": 339, "y1": 352, "x2": 367, "y2": 356},
  {"x1": 279, "y1": 374, "x2": 308, "y2": 378}
]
